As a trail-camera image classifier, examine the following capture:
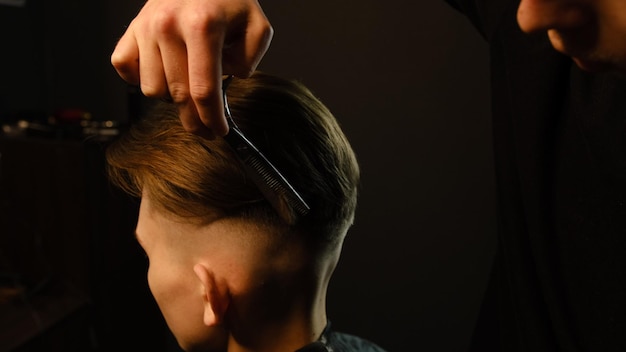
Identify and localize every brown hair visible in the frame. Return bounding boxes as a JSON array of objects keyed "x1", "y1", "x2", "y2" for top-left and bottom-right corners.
[{"x1": 106, "y1": 71, "x2": 359, "y2": 246}]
